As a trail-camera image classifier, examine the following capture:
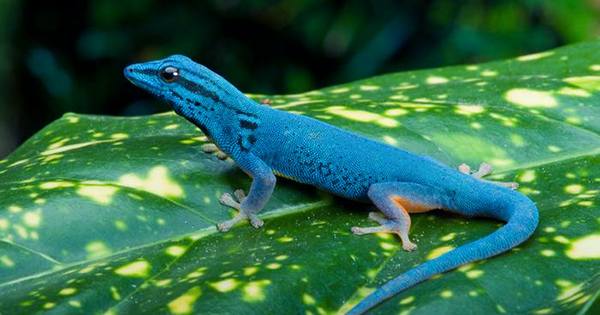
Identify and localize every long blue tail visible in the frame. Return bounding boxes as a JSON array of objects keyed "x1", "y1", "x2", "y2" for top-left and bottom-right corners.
[{"x1": 347, "y1": 195, "x2": 539, "y2": 314}]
